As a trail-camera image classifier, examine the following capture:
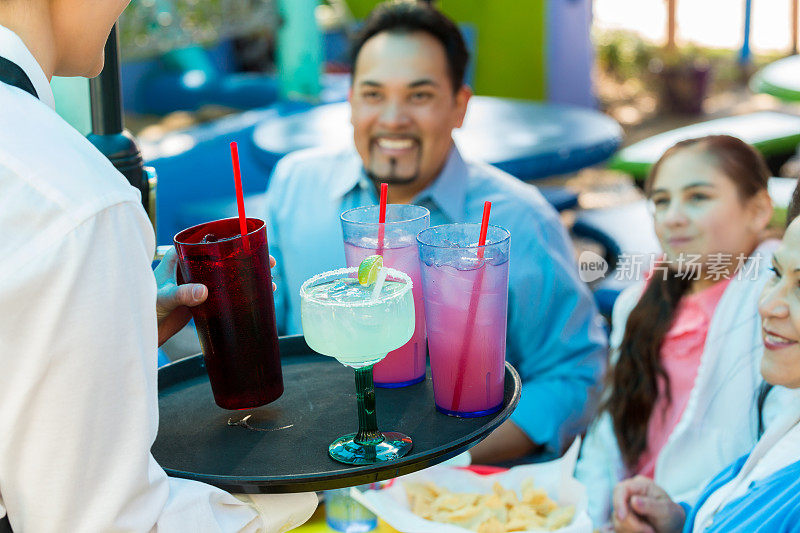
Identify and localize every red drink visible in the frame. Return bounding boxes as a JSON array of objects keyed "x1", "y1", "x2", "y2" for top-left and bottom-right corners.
[{"x1": 174, "y1": 218, "x2": 282, "y2": 410}]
